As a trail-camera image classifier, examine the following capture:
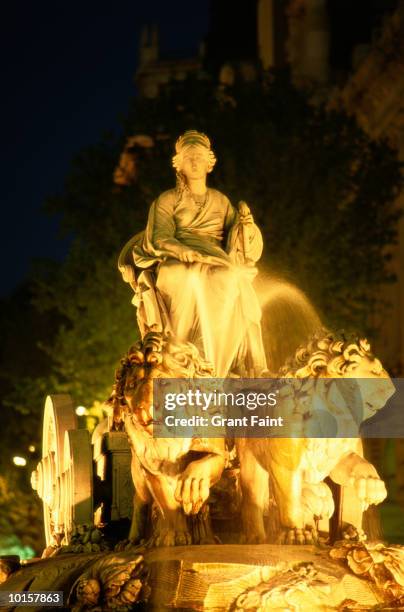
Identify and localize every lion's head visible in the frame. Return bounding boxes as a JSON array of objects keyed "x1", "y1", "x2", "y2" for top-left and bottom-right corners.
[
  {"x1": 279, "y1": 331, "x2": 394, "y2": 419},
  {"x1": 108, "y1": 332, "x2": 214, "y2": 432}
]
